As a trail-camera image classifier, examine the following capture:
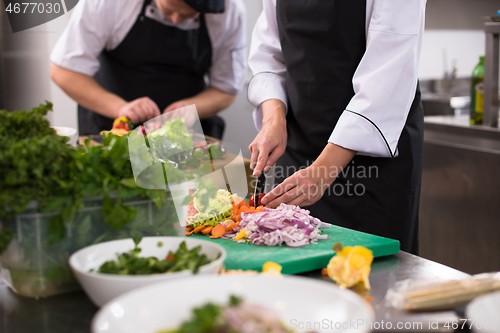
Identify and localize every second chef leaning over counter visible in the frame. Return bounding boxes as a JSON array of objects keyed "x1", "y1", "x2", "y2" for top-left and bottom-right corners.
[
  {"x1": 247, "y1": 0, "x2": 426, "y2": 254},
  {"x1": 50, "y1": 0, "x2": 247, "y2": 139}
]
